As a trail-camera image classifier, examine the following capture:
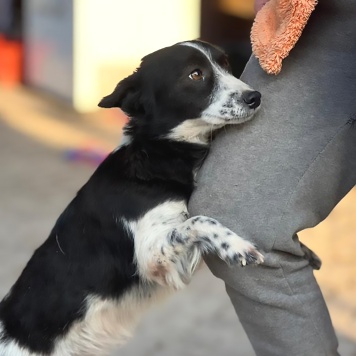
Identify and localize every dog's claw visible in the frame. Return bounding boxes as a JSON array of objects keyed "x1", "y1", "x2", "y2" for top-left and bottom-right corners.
[{"x1": 224, "y1": 245, "x2": 264, "y2": 267}]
